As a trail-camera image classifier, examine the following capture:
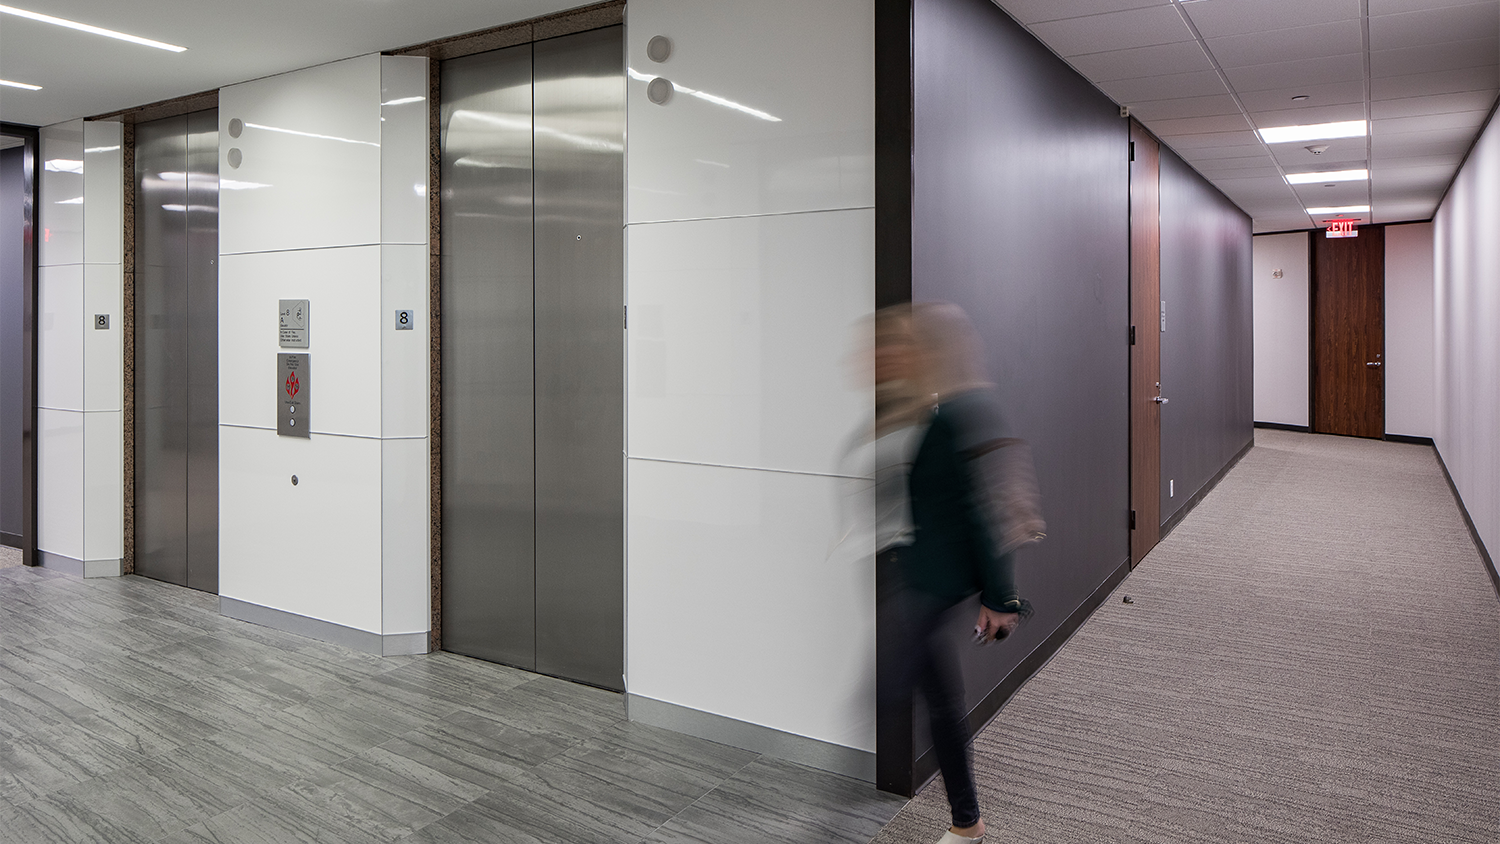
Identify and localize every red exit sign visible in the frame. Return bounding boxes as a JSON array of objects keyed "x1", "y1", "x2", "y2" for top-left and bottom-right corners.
[{"x1": 1326, "y1": 219, "x2": 1358, "y2": 238}]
